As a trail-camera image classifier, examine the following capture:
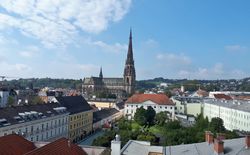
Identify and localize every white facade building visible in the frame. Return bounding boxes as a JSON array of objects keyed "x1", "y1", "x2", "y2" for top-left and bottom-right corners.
[
  {"x1": 124, "y1": 94, "x2": 175, "y2": 120},
  {"x1": 0, "y1": 90, "x2": 9, "y2": 107},
  {"x1": 203, "y1": 99, "x2": 250, "y2": 132},
  {"x1": 0, "y1": 103, "x2": 69, "y2": 142}
]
